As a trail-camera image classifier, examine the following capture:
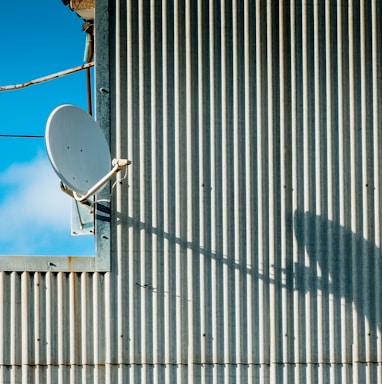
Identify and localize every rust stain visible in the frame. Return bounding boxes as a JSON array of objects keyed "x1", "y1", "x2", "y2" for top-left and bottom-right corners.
[{"x1": 67, "y1": 256, "x2": 73, "y2": 272}]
